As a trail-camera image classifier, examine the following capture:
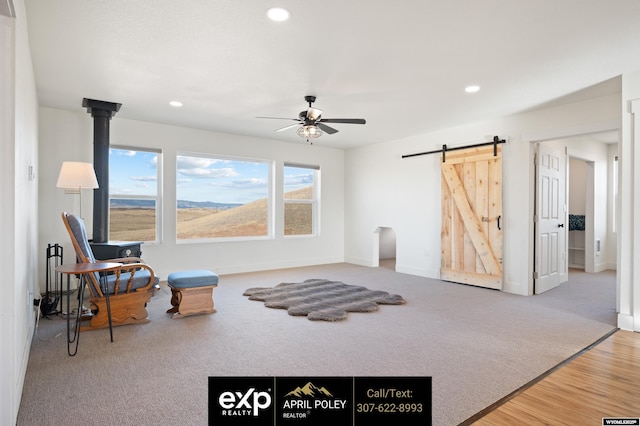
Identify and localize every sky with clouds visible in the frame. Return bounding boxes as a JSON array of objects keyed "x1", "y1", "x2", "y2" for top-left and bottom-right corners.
[{"x1": 109, "y1": 148, "x2": 313, "y2": 204}]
